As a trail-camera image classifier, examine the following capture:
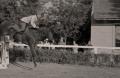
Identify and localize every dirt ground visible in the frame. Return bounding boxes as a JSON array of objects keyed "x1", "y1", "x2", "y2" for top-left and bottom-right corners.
[{"x1": 0, "y1": 62, "x2": 120, "y2": 78}]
